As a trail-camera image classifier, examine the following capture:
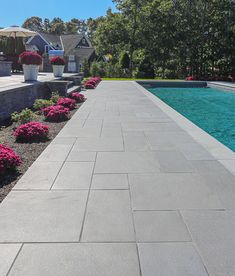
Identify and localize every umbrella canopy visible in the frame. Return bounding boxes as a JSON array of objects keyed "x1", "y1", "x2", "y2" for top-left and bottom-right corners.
[{"x1": 0, "y1": 26, "x2": 36, "y2": 38}]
